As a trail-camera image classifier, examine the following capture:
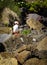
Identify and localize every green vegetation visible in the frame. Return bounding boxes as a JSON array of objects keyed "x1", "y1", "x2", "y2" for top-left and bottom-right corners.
[
  {"x1": 0, "y1": 0, "x2": 21, "y2": 16},
  {"x1": 21, "y1": 29, "x2": 30, "y2": 35},
  {"x1": 29, "y1": 0, "x2": 47, "y2": 16},
  {"x1": 0, "y1": 0, "x2": 47, "y2": 17}
]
